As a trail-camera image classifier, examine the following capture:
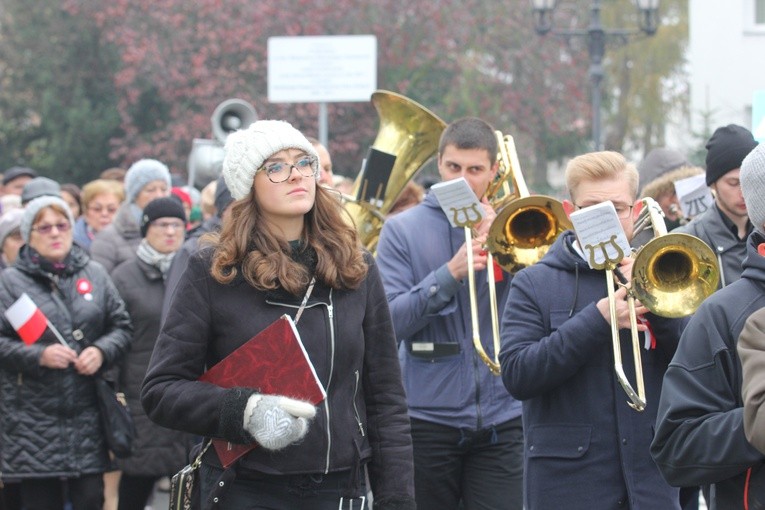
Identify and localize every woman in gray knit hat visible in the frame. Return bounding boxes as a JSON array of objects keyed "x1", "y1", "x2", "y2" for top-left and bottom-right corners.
[
  {"x1": 142, "y1": 120, "x2": 415, "y2": 510},
  {"x1": 90, "y1": 159, "x2": 171, "y2": 272}
]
